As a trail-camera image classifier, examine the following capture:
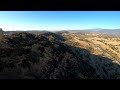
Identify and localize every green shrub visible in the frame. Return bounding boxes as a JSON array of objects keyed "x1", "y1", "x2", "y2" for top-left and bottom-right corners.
[
  {"x1": 0, "y1": 28, "x2": 4, "y2": 41},
  {"x1": 30, "y1": 44, "x2": 40, "y2": 63}
]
